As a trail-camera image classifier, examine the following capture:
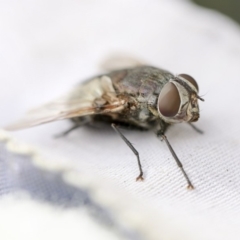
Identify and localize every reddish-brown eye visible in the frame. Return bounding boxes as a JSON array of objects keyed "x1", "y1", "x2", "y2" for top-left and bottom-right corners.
[
  {"x1": 158, "y1": 83, "x2": 180, "y2": 117},
  {"x1": 179, "y1": 74, "x2": 199, "y2": 92}
]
